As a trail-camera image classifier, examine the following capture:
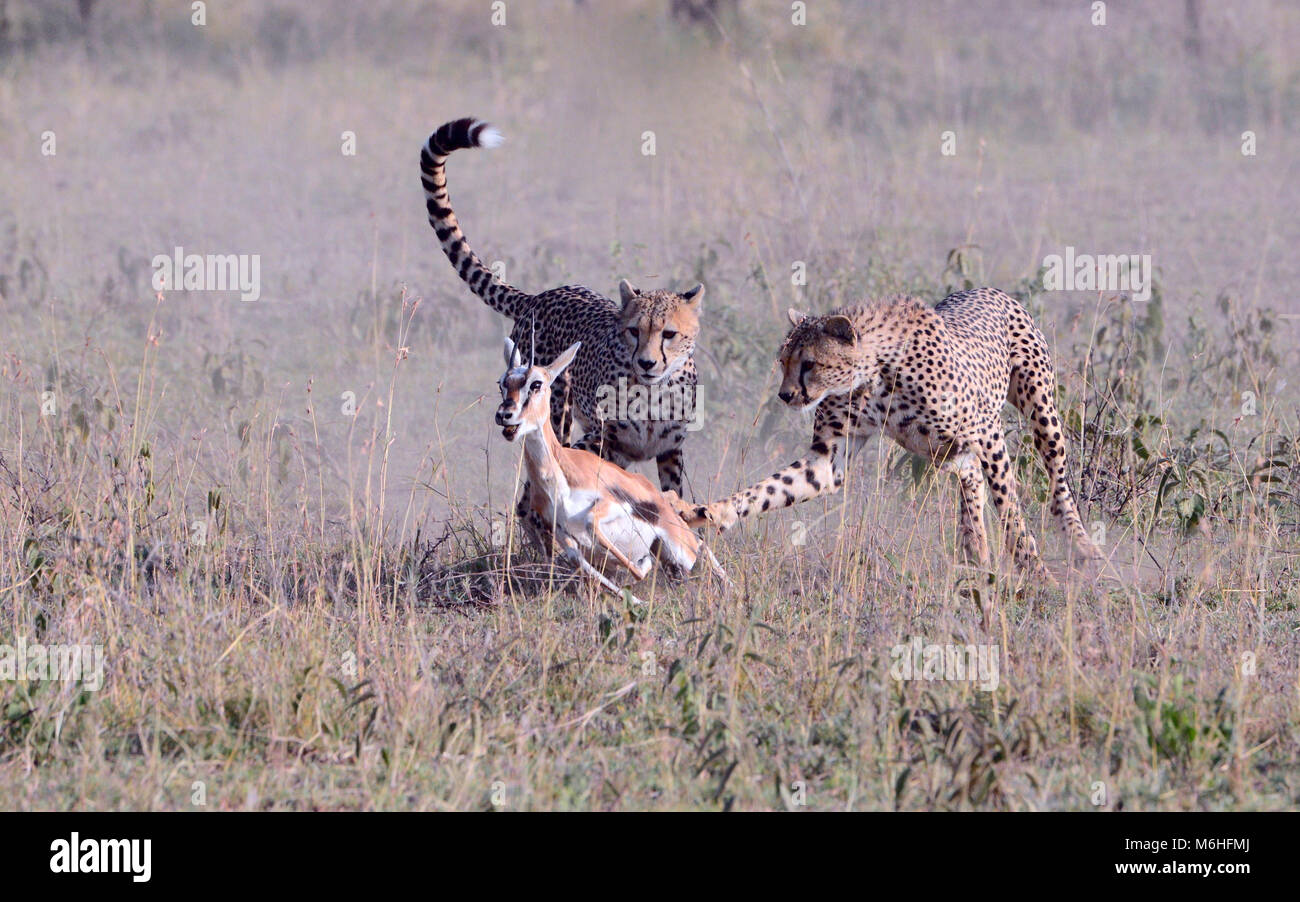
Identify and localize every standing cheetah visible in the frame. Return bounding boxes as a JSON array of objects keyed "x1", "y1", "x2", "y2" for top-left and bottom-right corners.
[
  {"x1": 680, "y1": 288, "x2": 1099, "y2": 575},
  {"x1": 421, "y1": 117, "x2": 704, "y2": 504}
]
